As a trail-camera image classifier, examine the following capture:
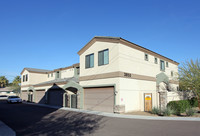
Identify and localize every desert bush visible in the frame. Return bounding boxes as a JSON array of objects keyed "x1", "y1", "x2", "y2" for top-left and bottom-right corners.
[
  {"x1": 162, "y1": 108, "x2": 173, "y2": 116},
  {"x1": 167, "y1": 100, "x2": 190, "y2": 115},
  {"x1": 151, "y1": 107, "x2": 160, "y2": 115},
  {"x1": 185, "y1": 108, "x2": 195, "y2": 116}
]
